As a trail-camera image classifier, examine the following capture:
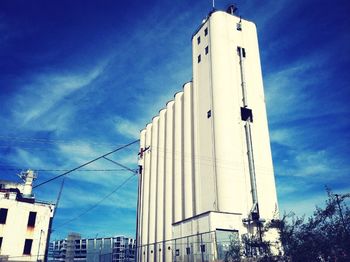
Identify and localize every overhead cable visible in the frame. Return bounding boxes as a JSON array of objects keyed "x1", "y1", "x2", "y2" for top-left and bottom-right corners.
[
  {"x1": 0, "y1": 167, "x2": 131, "y2": 172},
  {"x1": 53, "y1": 173, "x2": 137, "y2": 230},
  {"x1": 102, "y1": 157, "x2": 138, "y2": 174},
  {"x1": 33, "y1": 139, "x2": 139, "y2": 189}
]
